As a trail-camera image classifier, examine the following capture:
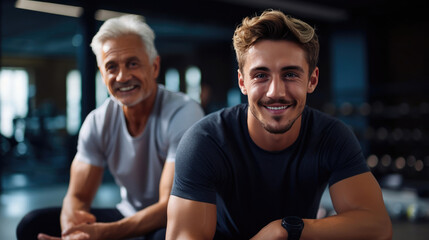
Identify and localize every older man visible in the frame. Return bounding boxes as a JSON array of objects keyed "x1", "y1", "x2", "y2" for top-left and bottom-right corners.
[{"x1": 17, "y1": 14, "x2": 204, "y2": 240}]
